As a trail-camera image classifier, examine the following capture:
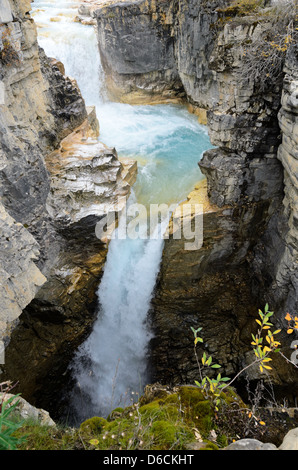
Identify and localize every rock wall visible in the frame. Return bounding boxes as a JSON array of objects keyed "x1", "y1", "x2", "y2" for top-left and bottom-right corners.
[
  {"x1": 0, "y1": 0, "x2": 136, "y2": 411},
  {"x1": 95, "y1": 0, "x2": 185, "y2": 104},
  {"x1": 93, "y1": 0, "x2": 298, "y2": 398},
  {"x1": 275, "y1": 50, "x2": 298, "y2": 316}
]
